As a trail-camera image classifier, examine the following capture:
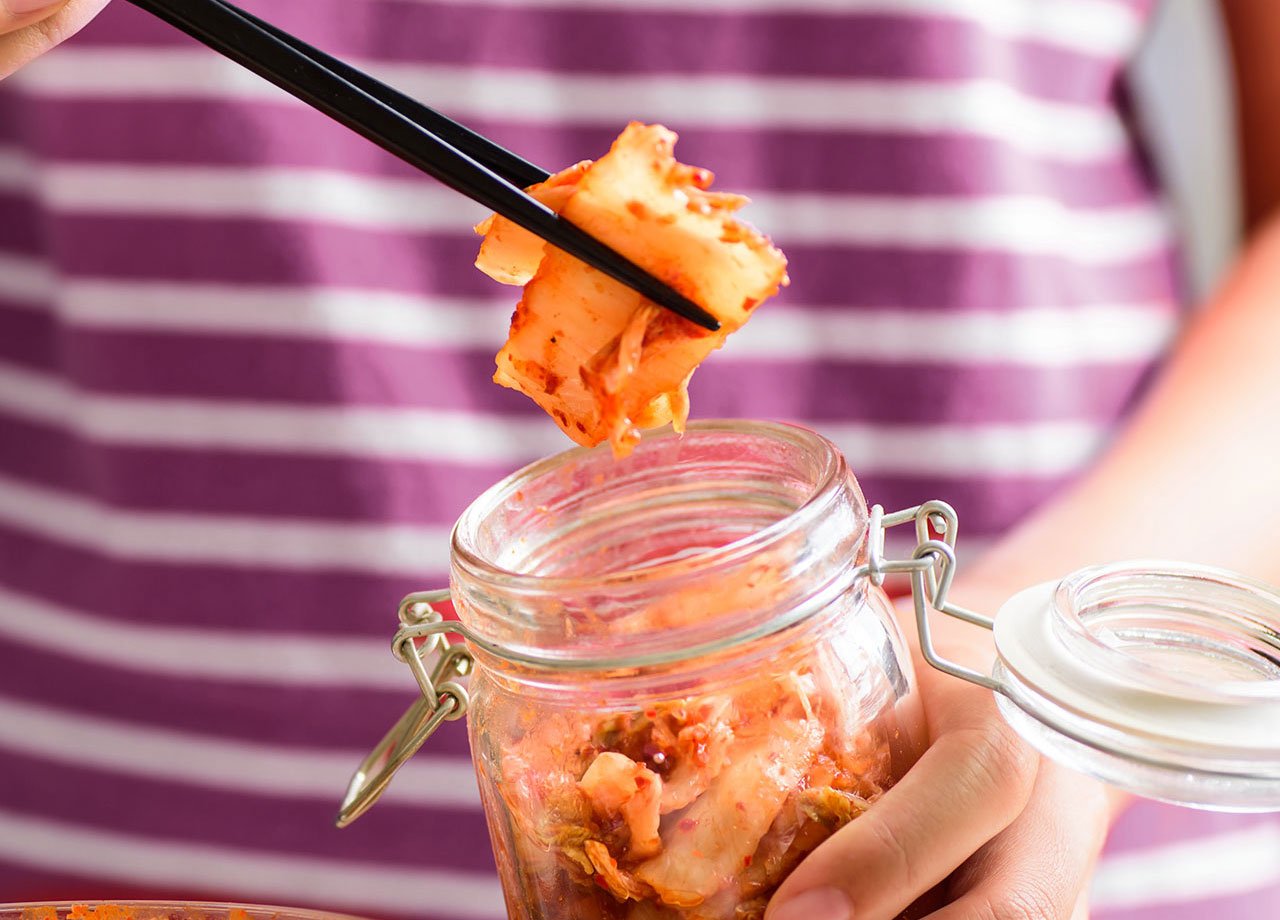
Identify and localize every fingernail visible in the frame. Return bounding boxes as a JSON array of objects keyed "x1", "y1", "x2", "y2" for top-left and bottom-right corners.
[
  {"x1": 768, "y1": 887, "x2": 853, "y2": 920},
  {"x1": 5, "y1": 0, "x2": 64, "y2": 14}
]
